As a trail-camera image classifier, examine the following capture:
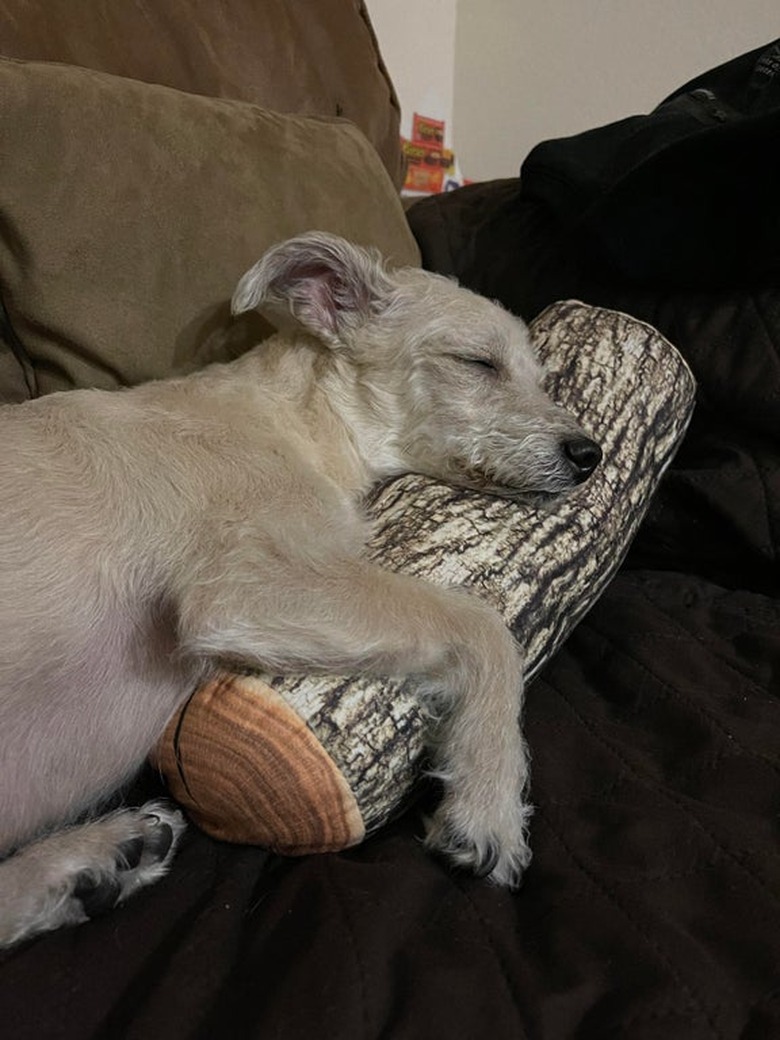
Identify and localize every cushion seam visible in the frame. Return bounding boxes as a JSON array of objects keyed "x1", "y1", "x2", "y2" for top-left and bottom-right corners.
[{"x1": 0, "y1": 288, "x2": 37, "y2": 397}]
